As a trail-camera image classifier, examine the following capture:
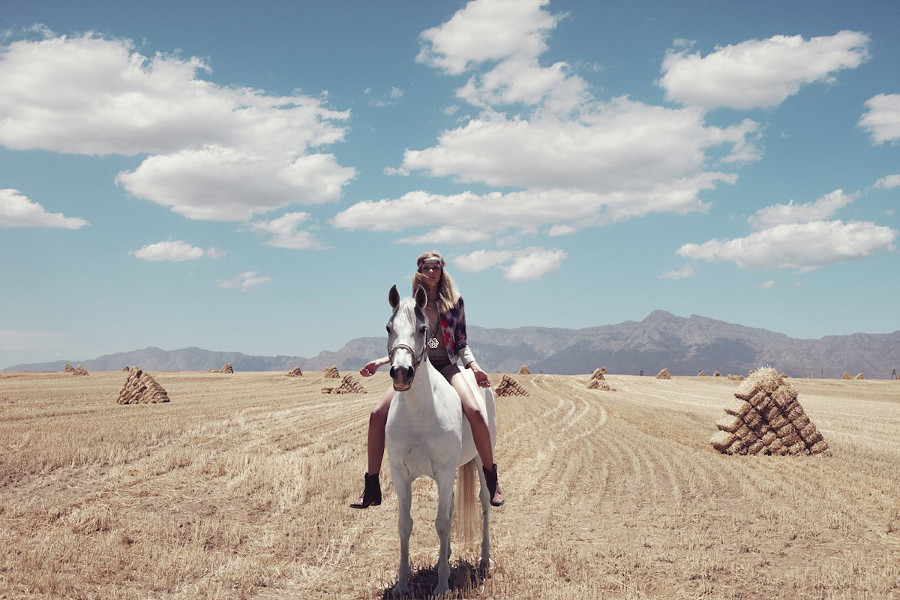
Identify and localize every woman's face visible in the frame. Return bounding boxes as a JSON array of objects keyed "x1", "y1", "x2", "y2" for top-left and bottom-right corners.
[{"x1": 419, "y1": 261, "x2": 442, "y2": 287}]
